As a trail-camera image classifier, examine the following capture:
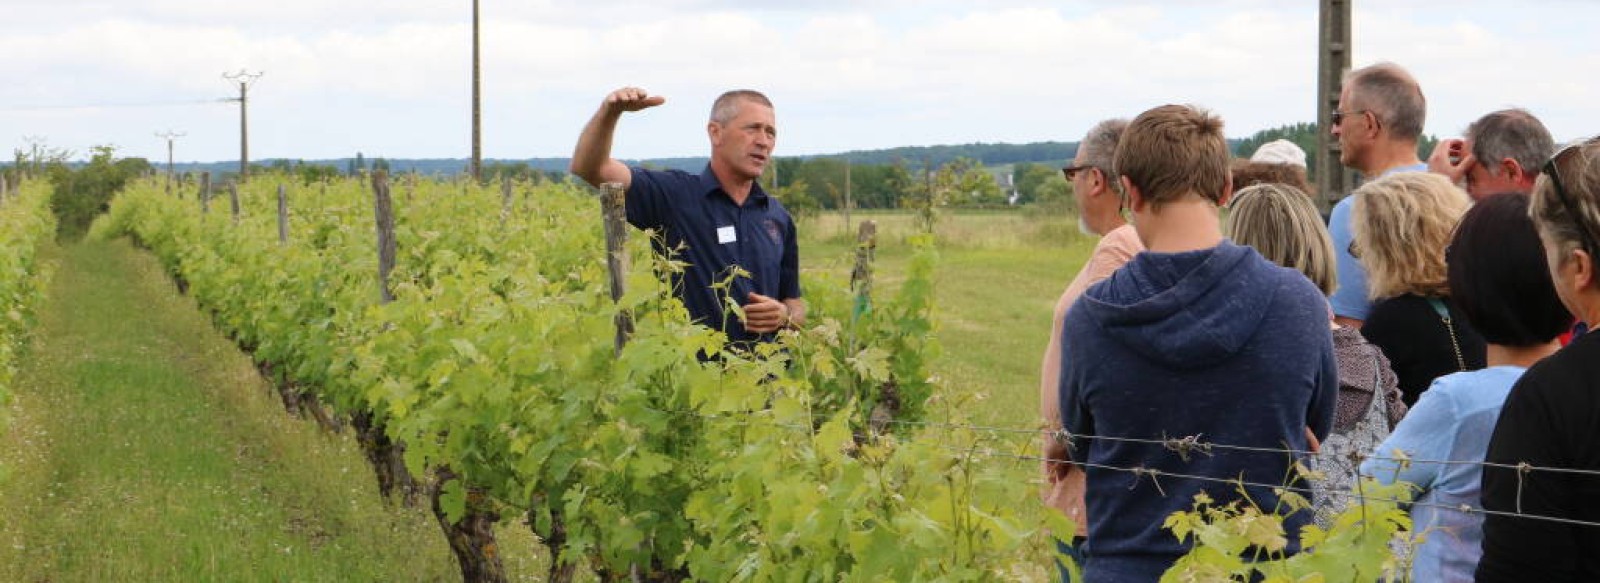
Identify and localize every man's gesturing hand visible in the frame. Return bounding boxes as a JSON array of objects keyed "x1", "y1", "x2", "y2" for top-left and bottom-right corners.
[
  {"x1": 742, "y1": 292, "x2": 789, "y2": 334},
  {"x1": 1427, "y1": 138, "x2": 1476, "y2": 184},
  {"x1": 605, "y1": 87, "x2": 666, "y2": 114}
]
